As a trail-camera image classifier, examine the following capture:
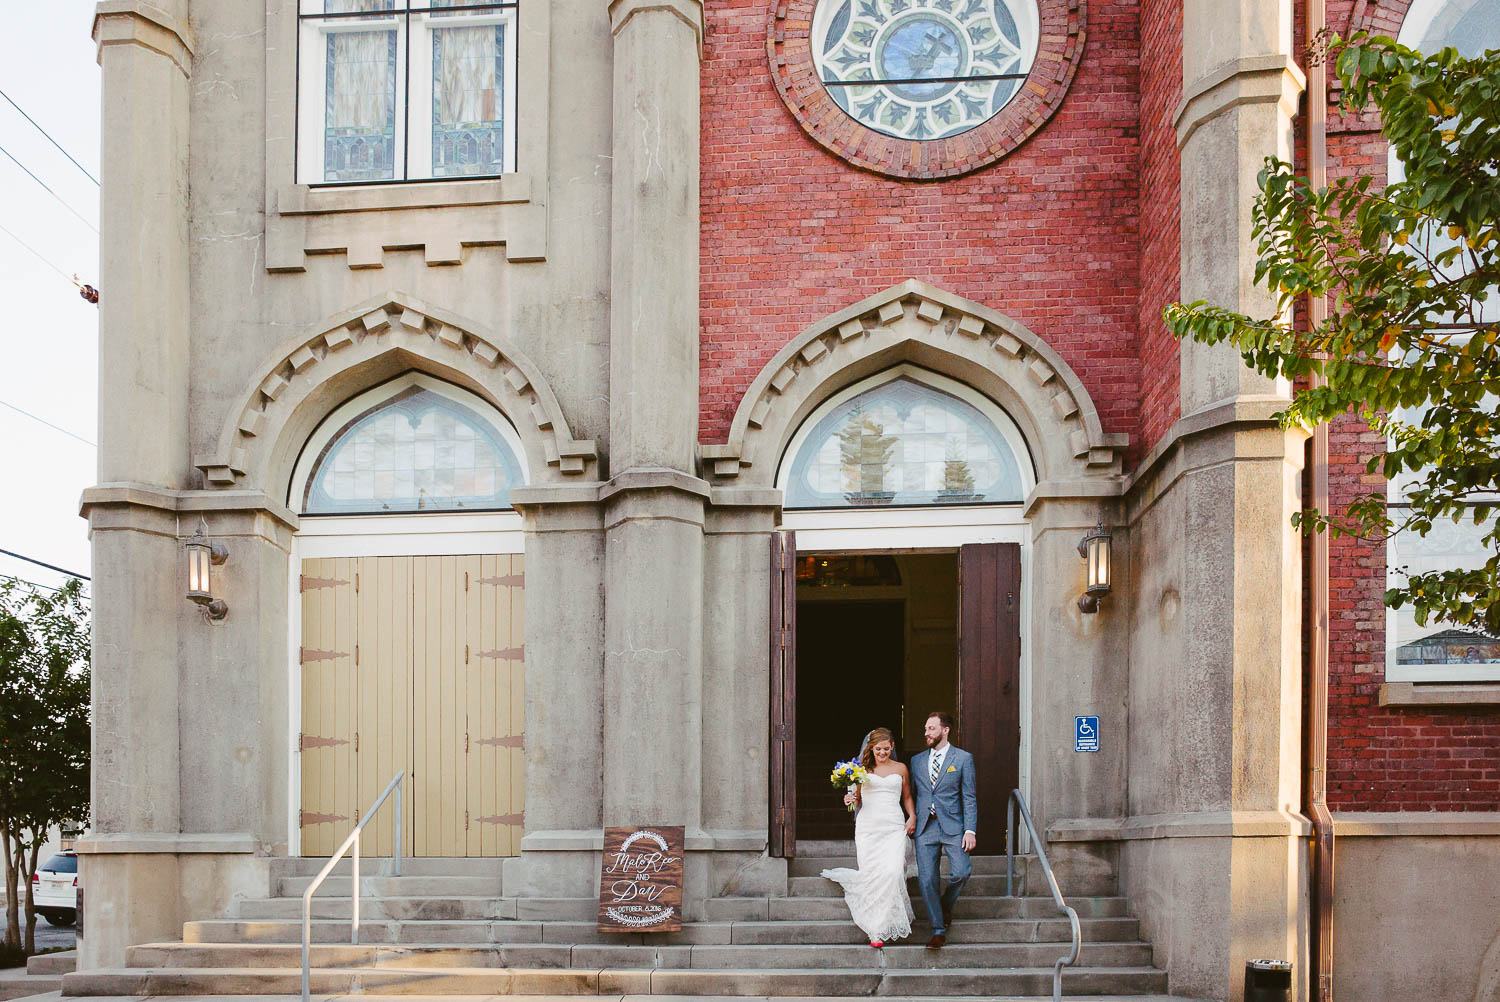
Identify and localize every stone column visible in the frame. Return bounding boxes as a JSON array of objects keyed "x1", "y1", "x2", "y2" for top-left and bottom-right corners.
[
  {"x1": 601, "y1": 0, "x2": 710, "y2": 914},
  {"x1": 1120, "y1": 1, "x2": 1311, "y2": 997},
  {"x1": 77, "y1": 1, "x2": 194, "y2": 971}
]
